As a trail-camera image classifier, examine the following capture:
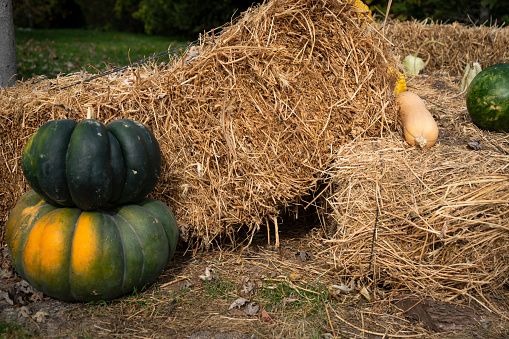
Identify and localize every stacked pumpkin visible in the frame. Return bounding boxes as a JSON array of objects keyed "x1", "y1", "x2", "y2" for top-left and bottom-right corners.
[{"x1": 6, "y1": 118, "x2": 179, "y2": 302}]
